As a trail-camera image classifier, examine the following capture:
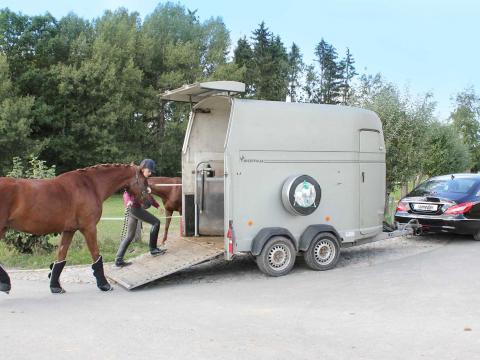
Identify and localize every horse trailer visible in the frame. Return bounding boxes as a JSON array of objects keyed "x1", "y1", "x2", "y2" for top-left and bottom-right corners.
[{"x1": 108, "y1": 81, "x2": 418, "y2": 289}]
